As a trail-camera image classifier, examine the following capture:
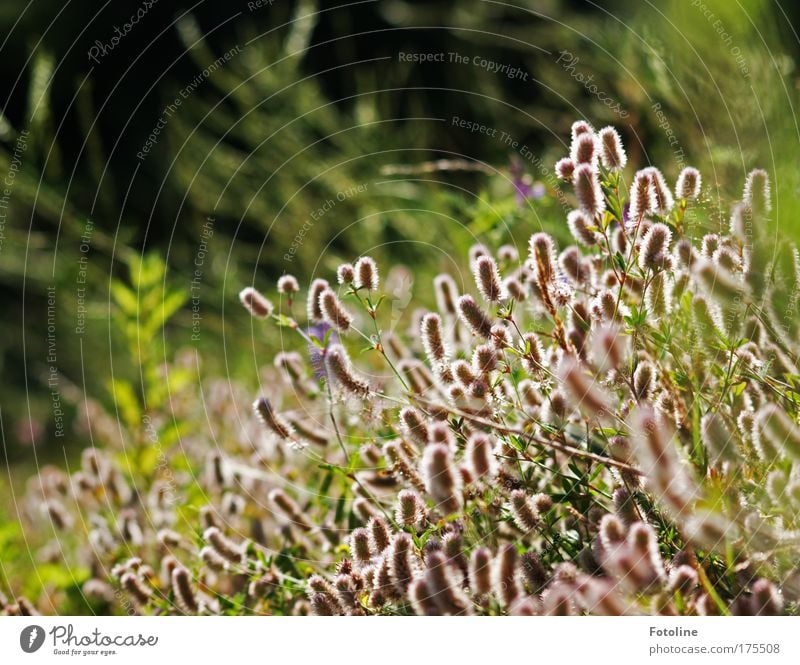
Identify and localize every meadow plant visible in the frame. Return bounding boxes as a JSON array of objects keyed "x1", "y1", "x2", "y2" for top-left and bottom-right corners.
[{"x1": 7, "y1": 122, "x2": 800, "y2": 617}]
